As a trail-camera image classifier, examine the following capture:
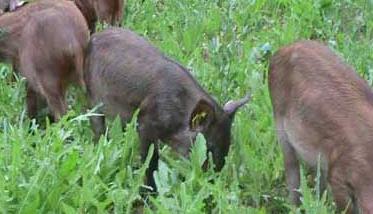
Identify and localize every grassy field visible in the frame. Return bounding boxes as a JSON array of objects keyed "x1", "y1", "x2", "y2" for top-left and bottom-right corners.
[{"x1": 1, "y1": 0, "x2": 373, "y2": 213}]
